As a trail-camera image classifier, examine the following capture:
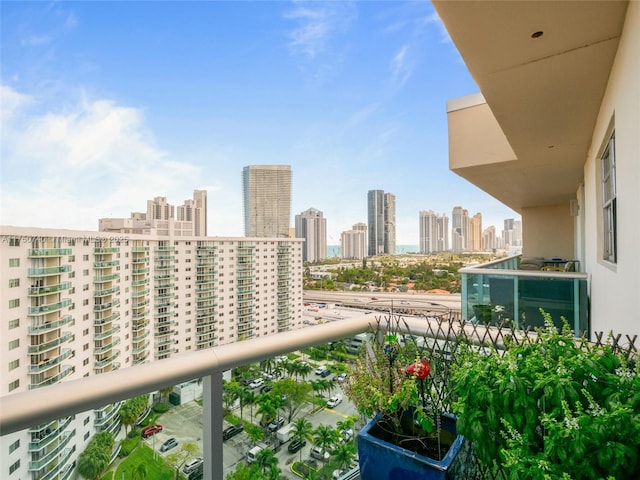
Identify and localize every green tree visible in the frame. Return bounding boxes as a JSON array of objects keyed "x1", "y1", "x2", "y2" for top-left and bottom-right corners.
[
  {"x1": 166, "y1": 442, "x2": 198, "y2": 479},
  {"x1": 312, "y1": 425, "x2": 338, "y2": 465},
  {"x1": 158, "y1": 385, "x2": 174, "y2": 404},
  {"x1": 255, "y1": 448, "x2": 278, "y2": 477},
  {"x1": 120, "y1": 395, "x2": 148, "y2": 435},
  {"x1": 77, "y1": 431, "x2": 114, "y2": 480},
  {"x1": 291, "y1": 417, "x2": 314, "y2": 463},
  {"x1": 271, "y1": 378, "x2": 311, "y2": 422},
  {"x1": 256, "y1": 396, "x2": 277, "y2": 427},
  {"x1": 244, "y1": 423, "x2": 265, "y2": 444},
  {"x1": 332, "y1": 442, "x2": 356, "y2": 472}
]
